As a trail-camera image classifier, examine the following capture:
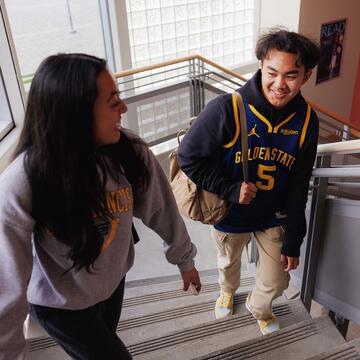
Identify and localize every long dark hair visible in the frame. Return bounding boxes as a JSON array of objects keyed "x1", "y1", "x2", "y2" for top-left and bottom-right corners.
[{"x1": 14, "y1": 53, "x2": 149, "y2": 271}]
